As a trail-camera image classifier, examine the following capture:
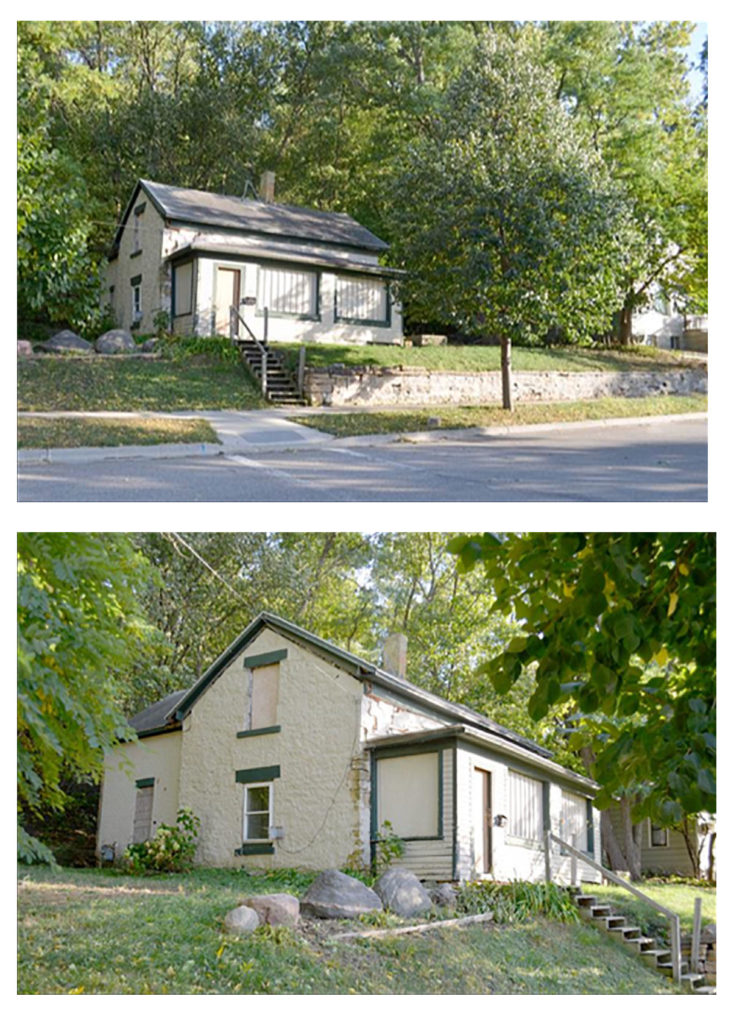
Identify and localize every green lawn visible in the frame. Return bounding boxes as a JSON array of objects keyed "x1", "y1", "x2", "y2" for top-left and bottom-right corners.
[
  {"x1": 292, "y1": 394, "x2": 708, "y2": 438},
  {"x1": 17, "y1": 356, "x2": 265, "y2": 412},
  {"x1": 18, "y1": 866, "x2": 679, "y2": 995},
  {"x1": 272, "y1": 341, "x2": 704, "y2": 374},
  {"x1": 583, "y1": 880, "x2": 716, "y2": 943},
  {"x1": 17, "y1": 415, "x2": 219, "y2": 449}
]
